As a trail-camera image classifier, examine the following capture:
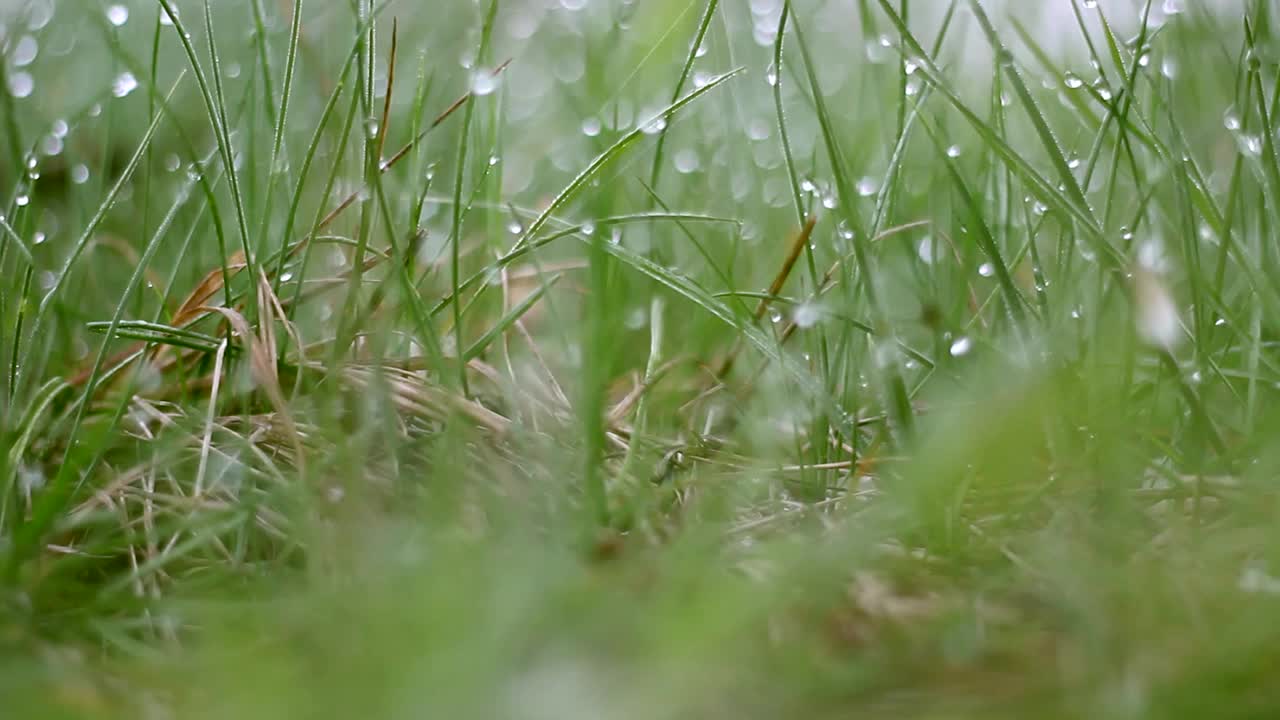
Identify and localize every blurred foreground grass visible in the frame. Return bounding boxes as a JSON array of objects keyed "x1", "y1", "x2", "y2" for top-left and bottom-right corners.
[{"x1": 3, "y1": 0, "x2": 1280, "y2": 717}]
